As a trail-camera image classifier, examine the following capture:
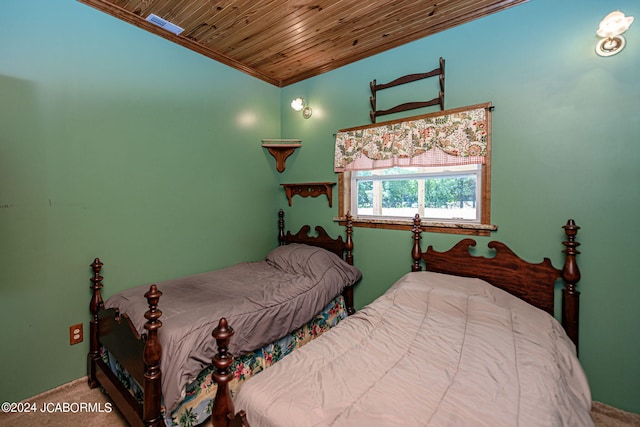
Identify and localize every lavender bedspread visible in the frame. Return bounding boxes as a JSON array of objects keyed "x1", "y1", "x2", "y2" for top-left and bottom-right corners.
[{"x1": 104, "y1": 244, "x2": 361, "y2": 414}]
